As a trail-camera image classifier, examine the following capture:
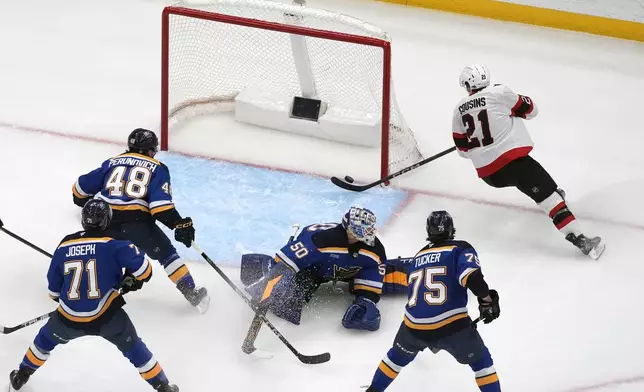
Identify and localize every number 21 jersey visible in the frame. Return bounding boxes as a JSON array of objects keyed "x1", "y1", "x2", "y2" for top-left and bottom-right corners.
[{"x1": 452, "y1": 84, "x2": 538, "y2": 178}]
